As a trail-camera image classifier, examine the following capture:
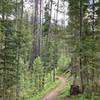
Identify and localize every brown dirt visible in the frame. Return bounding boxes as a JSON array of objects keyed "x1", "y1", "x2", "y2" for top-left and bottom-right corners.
[{"x1": 43, "y1": 76, "x2": 67, "y2": 100}]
